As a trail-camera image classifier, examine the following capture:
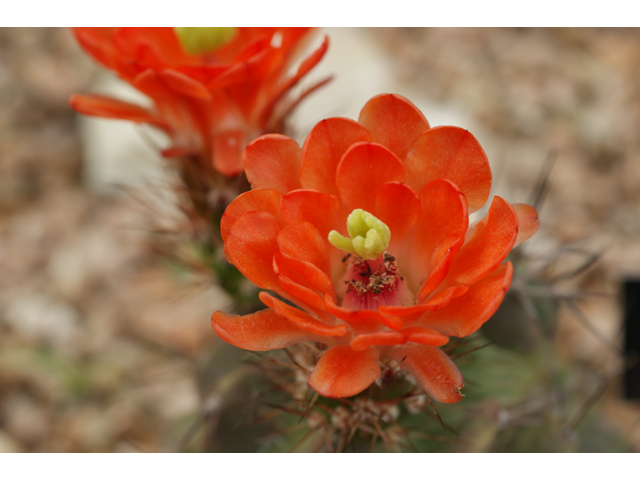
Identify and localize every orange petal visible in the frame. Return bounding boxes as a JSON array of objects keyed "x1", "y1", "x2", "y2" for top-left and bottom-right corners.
[
  {"x1": 258, "y1": 36, "x2": 330, "y2": 127},
  {"x1": 299, "y1": 117, "x2": 371, "y2": 196},
  {"x1": 336, "y1": 142, "x2": 405, "y2": 213},
  {"x1": 115, "y1": 27, "x2": 193, "y2": 68},
  {"x1": 211, "y1": 309, "x2": 323, "y2": 351},
  {"x1": 213, "y1": 129, "x2": 246, "y2": 177},
  {"x1": 277, "y1": 222, "x2": 331, "y2": 277},
  {"x1": 407, "y1": 179, "x2": 468, "y2": 298},
  {"x1": 418, "y1": 262, "x2": 513, "y2": 337},
  {"x1": 243, "y1": 134, "x2": 302, "y2": 193},
  {"x1": 391, "y1": 344, "x2": 464, "y2": 403},
  {"x1": 226, "y1": 211, "x2": 282, "y2": 291},
  {"x1": 259, "y1": 292, "x2": 348, "y2": 338},
  {"x1": 513, "y1": 203, "x2": 540, "y2": 247},
  {"x1": 351, "y1": 327, "x2": 448, "y2": 352},
  {"x1": 207, "y1": 48, "x2": 272, "y2": 88},
  {"x1": 69, "y1": 94, "x2": 165, "y2": 128},
  {"x1": 417, "y1": 240, "x2": 461, "y2": 303},
  {"x1": 277, "y1": 253, "x2": 335, "y2": 299},
  {"x1": 132, "y1": 69, "x2": 170, "y2": 98},
  {"x1": 158, "y1": 69, "x2": 211, "y2": 100},
  {"x1": 404, "y1": 126, "x2": 492, "y2": 213},
  {"x1": 358, "y1": 93, "x2": 430, "y2": 160},
  {"x1": 220, "y1": 189, "x2": 283, "y2": 243},
  {"x1": 374, "y1": 181, "x2": 421, "y2": 249},
  {"x1": 324, "y1": 294, "x2": 401, "y2": 334},
  {"x1": 444, "y1": 196, "x2": 517, "y2": 287},
  {"x1": 380, "y1": 285, "x2": 469, "y2": 321},
  {"x1": 308, "y1": 345, "x2": 381, "y2": 398},
  {"x1": 272, "y1": 253, "x2": 330, "y2": 319},
  {"x1": 280, "y1": 190, "x2": 343, "y2": 240},
  {"x1": 72, "y1": 28, "x2": 124, "y2": 74}
]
